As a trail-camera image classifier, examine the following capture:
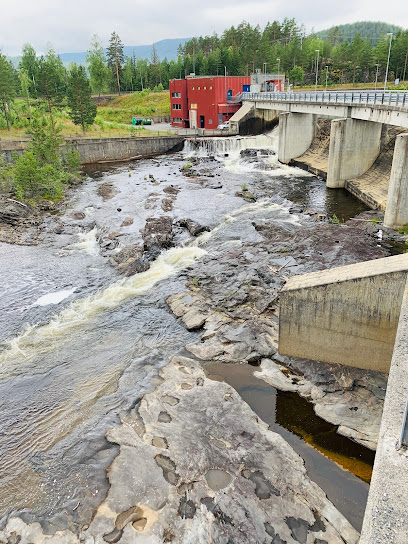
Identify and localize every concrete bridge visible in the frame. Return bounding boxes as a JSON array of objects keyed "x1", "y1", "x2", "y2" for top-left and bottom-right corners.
[{"x1": 230, "y1": 91, "x2": 408, "y2": 228}]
